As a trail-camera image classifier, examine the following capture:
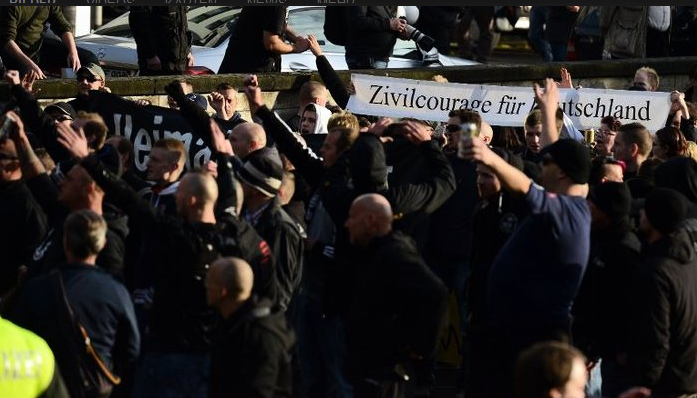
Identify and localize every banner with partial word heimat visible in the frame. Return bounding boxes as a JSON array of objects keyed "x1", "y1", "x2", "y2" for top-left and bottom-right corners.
[{"x1": 347, "y1": 74, "x2": 672, "y2": 132}]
